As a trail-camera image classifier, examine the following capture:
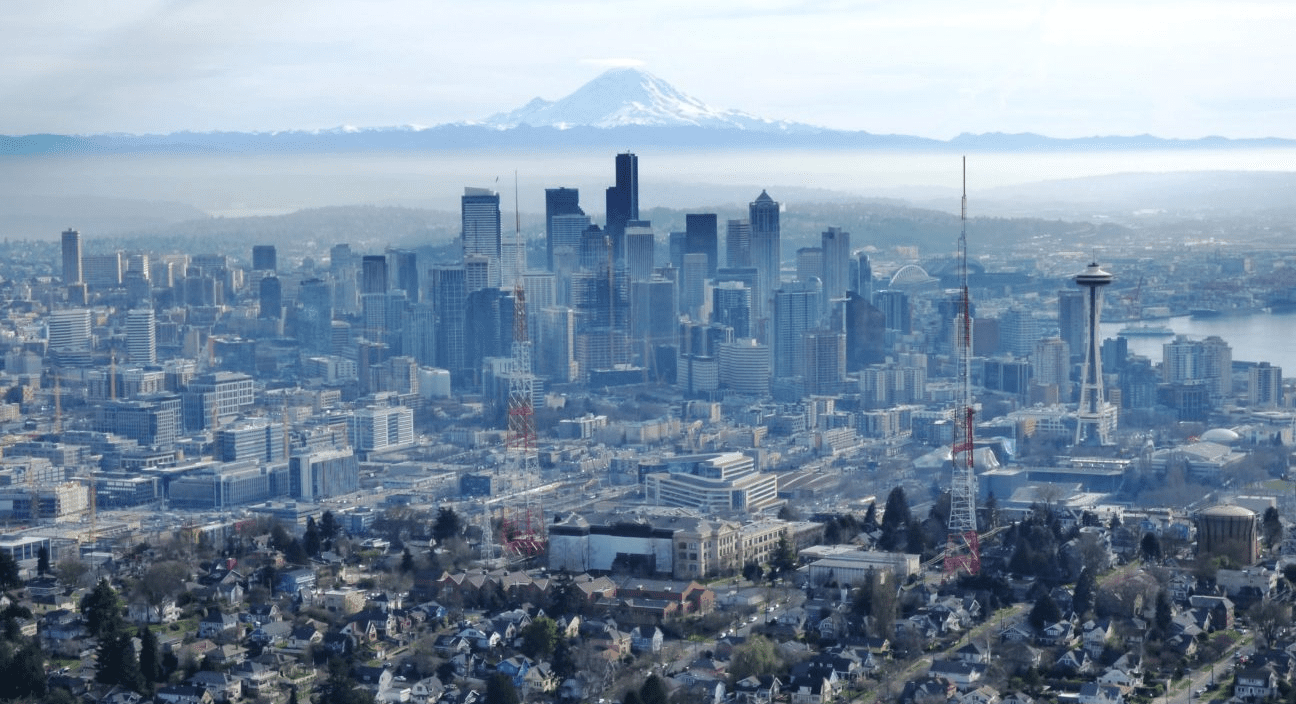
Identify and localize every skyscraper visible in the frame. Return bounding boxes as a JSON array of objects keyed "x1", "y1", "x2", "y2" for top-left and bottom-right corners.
[
  {"x1": 361, "y1": 255, "x2": 388, "y2": 295},
  {"x1": 390, "y1": 249, "x2": 419, "y2": 303},
  {"x1": 259, "y1": 276, "x2": 282, "y2": 319},
  {"x1": 61, "y1": 228, "x2": 83, "y2": 284},
  {"x1": 749, "y1": 191, "x2": 781, "y2": 318},
  {"x1": 845, "y1": 291, "x2": 886, "y2": 370},
  {"x1": 605, "y1": 153, "x2": 638, "y2": 263},
  {"x1": 712, "y1": 282, "x2": 752, "y2": 339},
  {"x1": 804, "y1": 330, "x2": 846, "y2": 395},
  {"x1": 874, "y1": 289, "x2": 911, "y2": 333},
  {"x1": 625, "y1": 221, "x2": 655, "y2": 282},
  {"x1": 297, "y1": 278, "x2": 334, "y2": 355},
  {"x1": 681, "y1": 253, "x2": 709, "y2": 319},
  {"x1": 251, "y1": 245, "x2": 277, "y2": 272},
  {"x1": 462, "y1": 187, "x2": 502, "y2": 287},
  {"x1": 726, "y1": 219, "x2": 752, "y2": 269},
  {"x1": 850, "y1": 251, "x2": 873, "y2": 301},
  {"x1": 431, "y1": 266, "x2": 468, "y2": 378},
  {"x1": 821, "y1": 227, "x2": 851, "y2": 308},
  {"x1": 1058, "y1": 289, "x2": 1085, "y2": 361},
  {"x1": 127, "y1": 308, "x2": 157, "y2": 365},
  {"x1": 685, "y1": 214, "x2": 719, "y2": 277},
  {"x1": 545, "y1": 187, "x2": 583, "y2": 271},
  {"x1": 773, "y1": 282, "x2": 818, "y2": 379}
]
